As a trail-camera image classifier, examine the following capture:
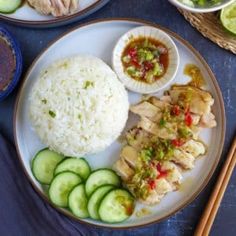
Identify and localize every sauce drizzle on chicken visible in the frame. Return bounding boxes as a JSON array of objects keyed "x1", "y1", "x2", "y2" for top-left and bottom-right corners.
[
  {"x1": 184, "y1": 64, "x2": 205, "y2": 88},
  {"x1": 114, "y1": 70, "x2": 216, "y2": 205}
]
